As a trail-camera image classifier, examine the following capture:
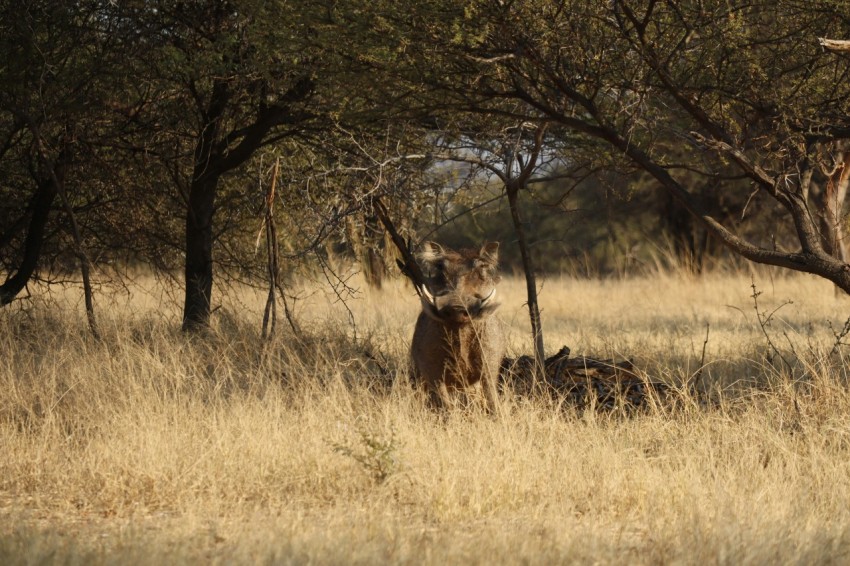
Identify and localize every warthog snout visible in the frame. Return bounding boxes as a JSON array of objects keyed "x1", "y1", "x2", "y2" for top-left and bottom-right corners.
[
  {"x1": 410, "y1": 241, "x2": 505, "y2": 411},
  {"x1": 421, "y1": 285, "x2": 497, "y2": 324}
]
